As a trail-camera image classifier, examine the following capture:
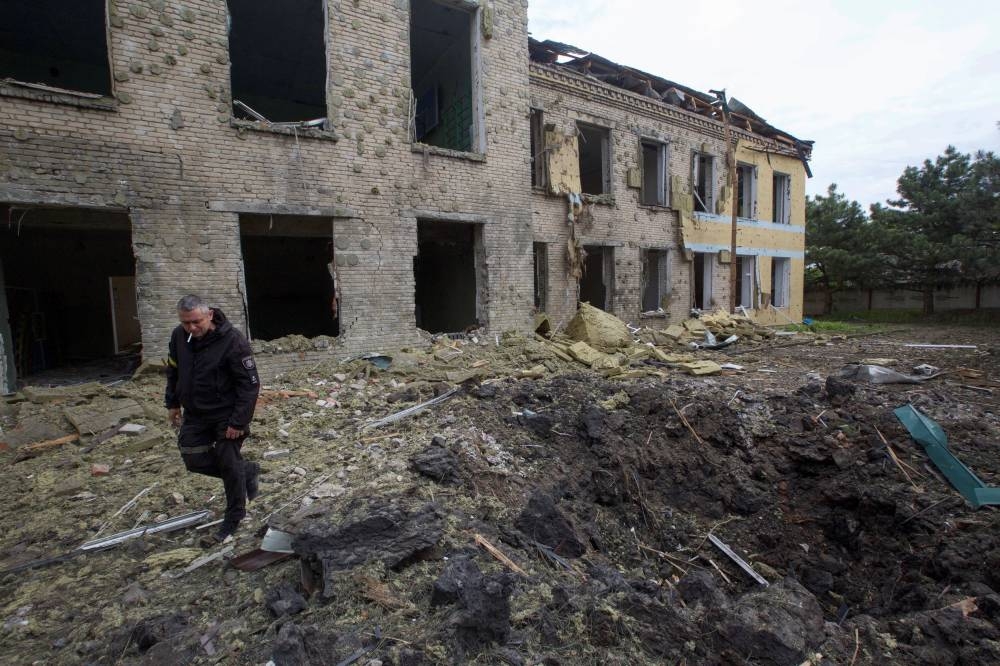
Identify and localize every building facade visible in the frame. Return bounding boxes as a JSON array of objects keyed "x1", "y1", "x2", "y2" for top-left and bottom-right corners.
[{"x1": 0, "y1": 1, "x2": 810, "y2": 391}]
